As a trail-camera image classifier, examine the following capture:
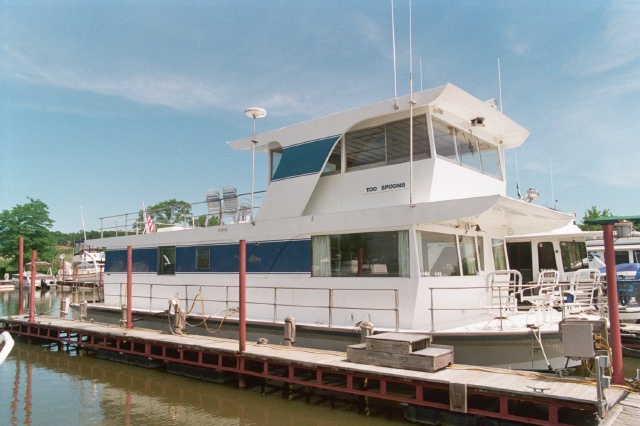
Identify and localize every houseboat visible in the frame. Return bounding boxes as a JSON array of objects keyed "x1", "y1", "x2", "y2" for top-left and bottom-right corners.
[{"x1": 83, "y1": 84, "x2": 597, "y2": 370}]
